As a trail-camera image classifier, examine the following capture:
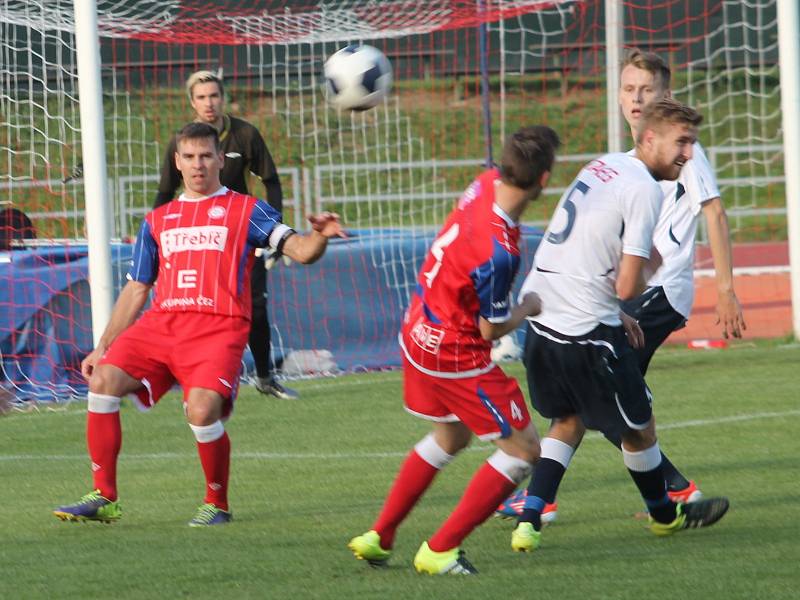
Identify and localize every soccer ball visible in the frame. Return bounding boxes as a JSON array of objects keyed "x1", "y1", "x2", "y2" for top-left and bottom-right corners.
[
  {"x1": 323, "y1": 44, "x2": 392, "y2": 111},
  {"x1": 491, "y1": 334, "x2": 523, "y2": 363}
]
